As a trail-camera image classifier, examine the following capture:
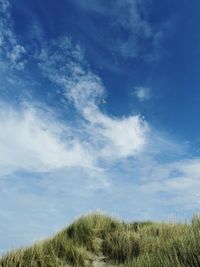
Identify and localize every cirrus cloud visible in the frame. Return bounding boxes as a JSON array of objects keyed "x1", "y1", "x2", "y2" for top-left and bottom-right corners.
[{"x1": 0, "y1": 102, "x2": 95, "y2": 177}]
